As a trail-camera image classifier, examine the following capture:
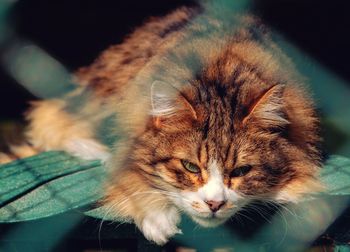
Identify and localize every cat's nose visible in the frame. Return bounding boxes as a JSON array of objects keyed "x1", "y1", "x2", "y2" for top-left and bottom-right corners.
[{"x1": 205, "y1": 200, "x2": 226, "y2": 212}]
